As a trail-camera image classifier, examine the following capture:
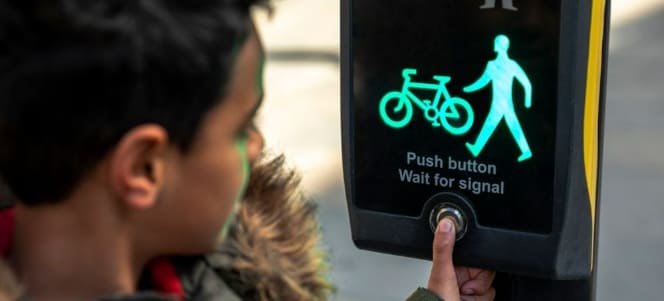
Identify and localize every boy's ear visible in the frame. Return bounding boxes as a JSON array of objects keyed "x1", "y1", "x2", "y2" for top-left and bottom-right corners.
[{"x1": 108, "y1": 124, "x2": 169, "y2": 210}]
